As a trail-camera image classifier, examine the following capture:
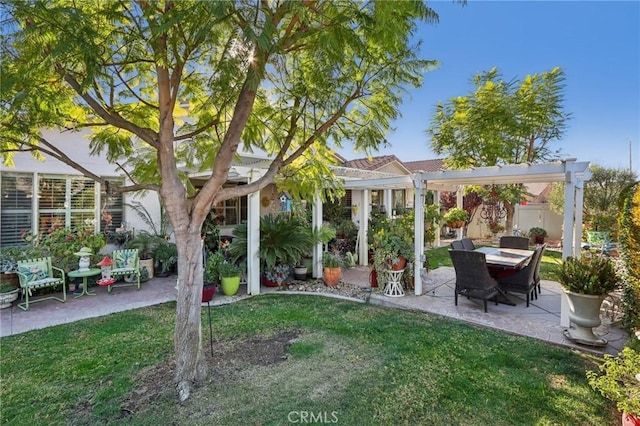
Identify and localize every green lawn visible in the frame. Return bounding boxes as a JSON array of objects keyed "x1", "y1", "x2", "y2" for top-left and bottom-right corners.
[{"x1": 0, "y1": 295, "x2": 615, "y2": 425}]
